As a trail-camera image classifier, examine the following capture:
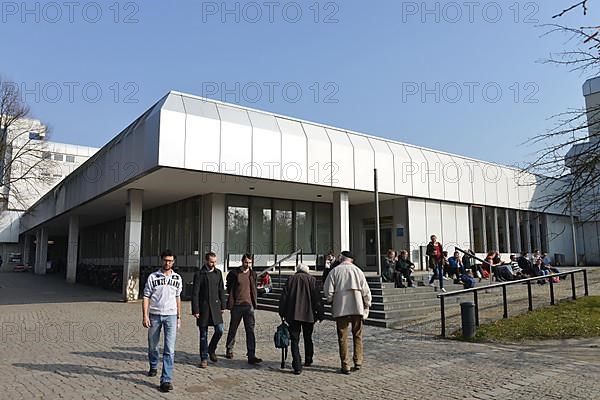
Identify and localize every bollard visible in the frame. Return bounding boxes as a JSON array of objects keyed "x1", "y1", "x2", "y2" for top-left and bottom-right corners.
[{"x1": 460, "y1": 302, "x2": 476, "y2": 339}]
